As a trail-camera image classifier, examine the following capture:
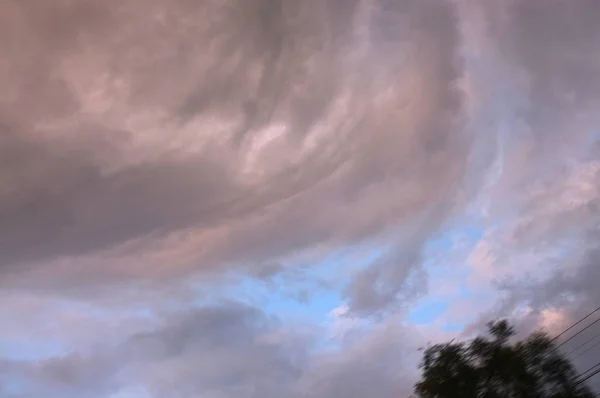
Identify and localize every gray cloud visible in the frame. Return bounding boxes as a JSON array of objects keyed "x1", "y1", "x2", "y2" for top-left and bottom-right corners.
[
  {"x1": 2, "y1": 0, "x2": 600, "y2": 396},
  {"x1": 1, "y1": 301, "x2": 437, "y2": 398},
  {"x1": 1, "y1": 302, "x2": 309, "y2": 398},
  {"x1": 0, "y1": 0, "x2": 467, "y2": 305}
]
